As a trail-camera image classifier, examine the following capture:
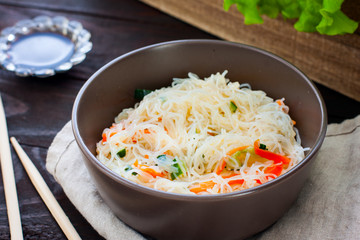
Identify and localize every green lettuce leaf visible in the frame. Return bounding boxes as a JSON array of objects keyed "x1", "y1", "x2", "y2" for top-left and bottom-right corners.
[
  {"x1": 223, "y1": 0, "x2": 358, "y2": 35},
  {"x1": 316, "y1": 0, "x2": 359, "y2": 35},
  {"x1": 258, "y1": 0, "x2": 280, "y2": 19},
  {"x1": 294, "y1": 0, "x2": 323, "y2": 32},
  {"x1": 224, "y1": 0, "x2": 264, "y2": 24},
  {"x1": 277, "y1": 0, "x2": 301, "y2": 19}
]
